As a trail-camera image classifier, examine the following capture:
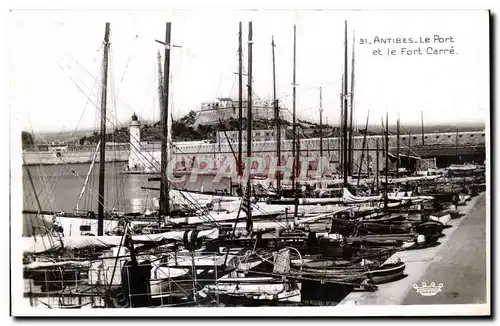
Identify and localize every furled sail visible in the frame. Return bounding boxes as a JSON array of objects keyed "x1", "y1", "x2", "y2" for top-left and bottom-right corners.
[
  {"x1": 23, "y1": 228, "x2": 220, "y2": 254},
  {"x1": 342, "y1": 188, "x2": 434, "y2": 203}
]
